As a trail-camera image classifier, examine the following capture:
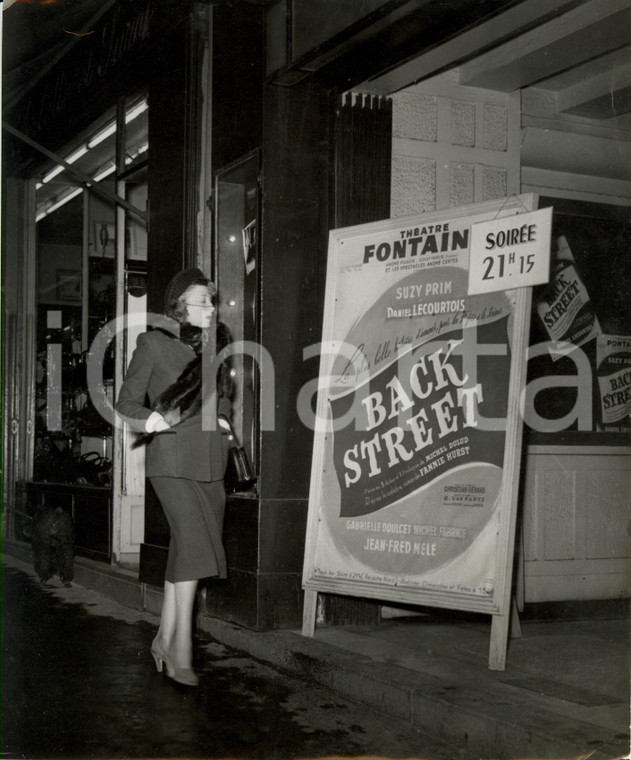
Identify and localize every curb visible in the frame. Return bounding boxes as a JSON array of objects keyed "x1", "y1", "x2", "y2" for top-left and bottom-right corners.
[
  {"x1": 195, "y1": 615, "x2": 625, "y2": 760},
  {"x1": 4, "y1": 541, "x2": 627, "y2": 760}
]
